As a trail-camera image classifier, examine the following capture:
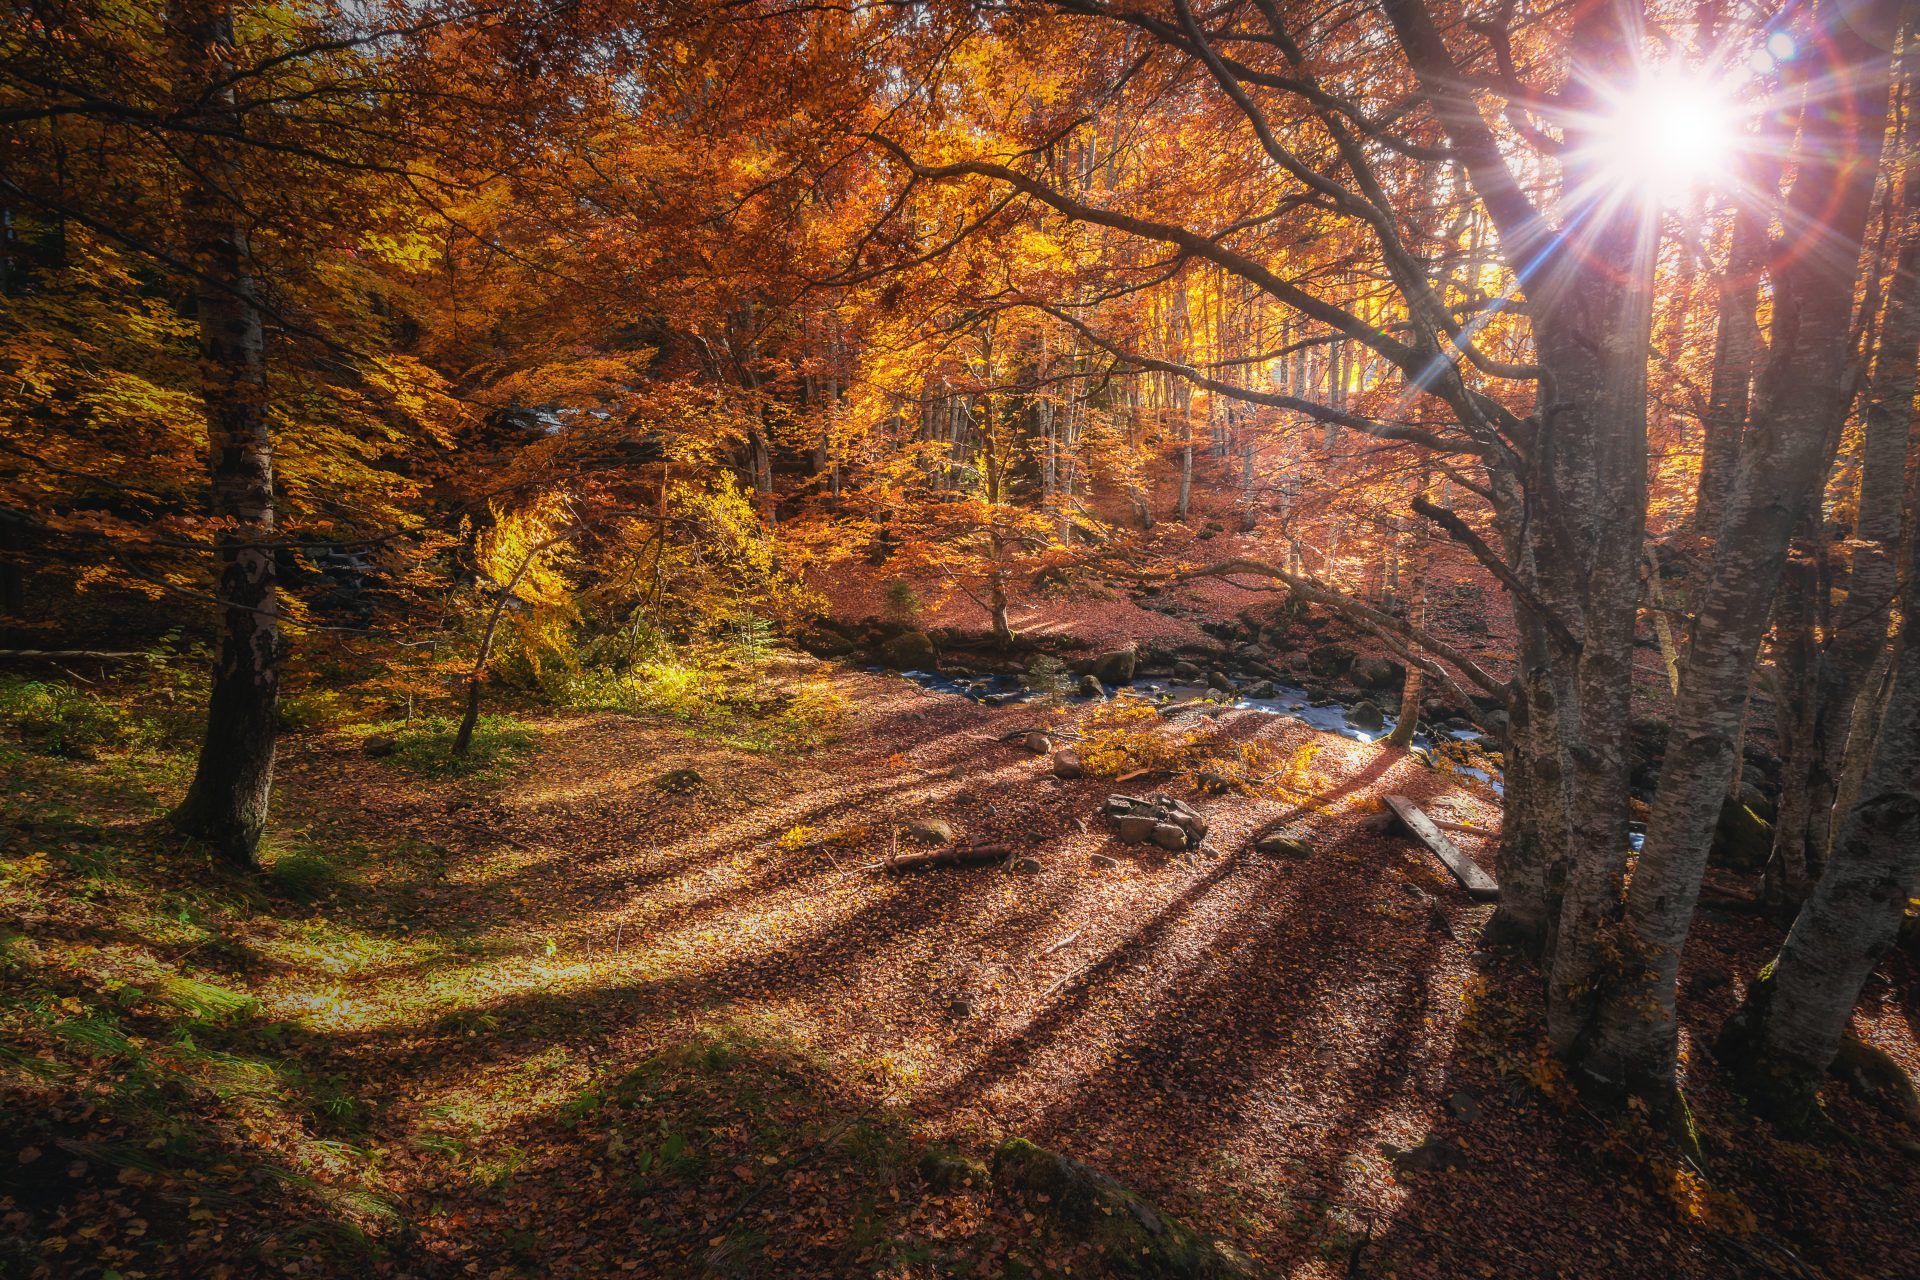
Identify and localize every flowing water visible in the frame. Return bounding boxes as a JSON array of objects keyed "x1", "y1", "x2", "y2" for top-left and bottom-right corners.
[{"x1": 879, "y1": 666, "x2": 1505, "y2": 795}]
